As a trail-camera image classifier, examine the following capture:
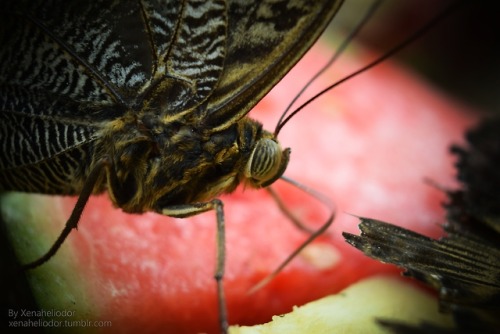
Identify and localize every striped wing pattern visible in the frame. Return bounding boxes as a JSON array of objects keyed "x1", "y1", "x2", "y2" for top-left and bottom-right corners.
[
  {"x1": 0, "y1": 0, "x2": 227, "y2": 193},
  {"x1": 0, "y1": 0, "x2": 341, "y2": 194}
]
